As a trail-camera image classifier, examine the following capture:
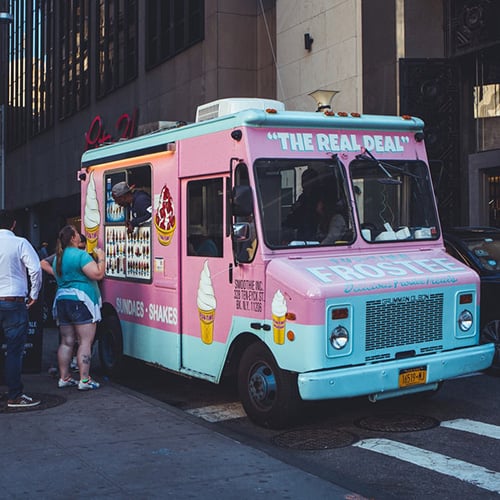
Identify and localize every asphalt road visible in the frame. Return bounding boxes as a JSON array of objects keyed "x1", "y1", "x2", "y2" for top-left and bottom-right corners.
[
  {"x1": 109, "y1": 356, "x2": 500, "y2": 499},
  {"x1": 40, "y1": 327, "x2": 499, "y2": 499}
]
